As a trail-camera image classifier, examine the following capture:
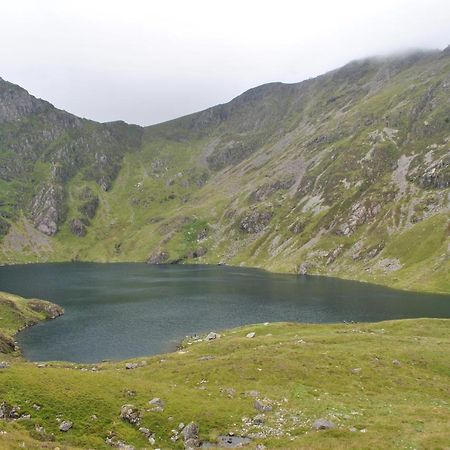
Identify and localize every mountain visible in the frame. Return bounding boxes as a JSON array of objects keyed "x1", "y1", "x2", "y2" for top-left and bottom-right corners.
[{"x1": 0, "y1": 48, "x2": 449, "y2": 292}]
